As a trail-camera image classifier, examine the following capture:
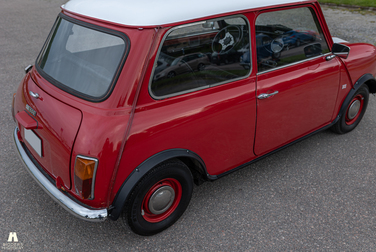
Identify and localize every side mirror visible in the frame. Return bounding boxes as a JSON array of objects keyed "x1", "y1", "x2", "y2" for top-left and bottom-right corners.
[
  {"x1": 304, "y1": 43, "x2": 322, "y2": 58},
  {"x1": 332, "y1": 43, "x2": 350, "y2": 59}
]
